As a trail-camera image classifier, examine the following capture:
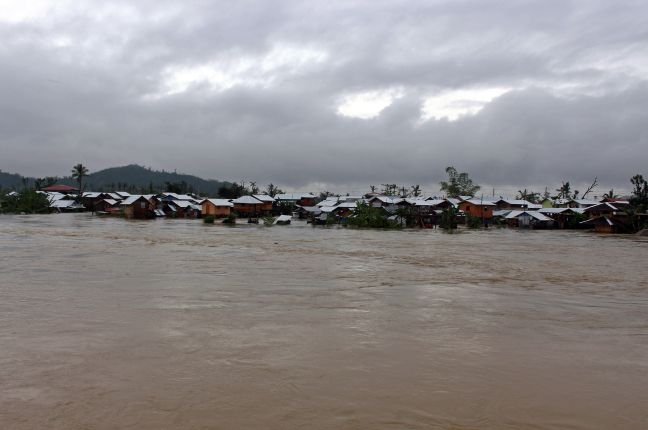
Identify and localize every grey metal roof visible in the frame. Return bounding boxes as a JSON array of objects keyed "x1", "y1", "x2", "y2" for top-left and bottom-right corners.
[
  {"x1": 274, "y1": 215, "x2": 292, "y2": 224},
  {"x1": 275, "y1": 193, "x2": 316, "y2": 200},
  {"x1": 50, "y1": 200, "x2": 83, "y2": 209},
  {"x1": 232, "y1": 195, "x2": 263, "y2": 204},
  {"x1": 505, "y1": 210, "x2": 552, "y2": 221},
  {"x1": 252, "y1": 194, "x2": 275, "y2": 202},
  {"x1": 463, "y1": 198, "x2": 496, "y2": 206},
  {"x1": 120, "y1": 195, "x2": 149, "y2": 205},
  {"x1": 205, "y1": 199, "x2": 233, "y2": 207}
]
